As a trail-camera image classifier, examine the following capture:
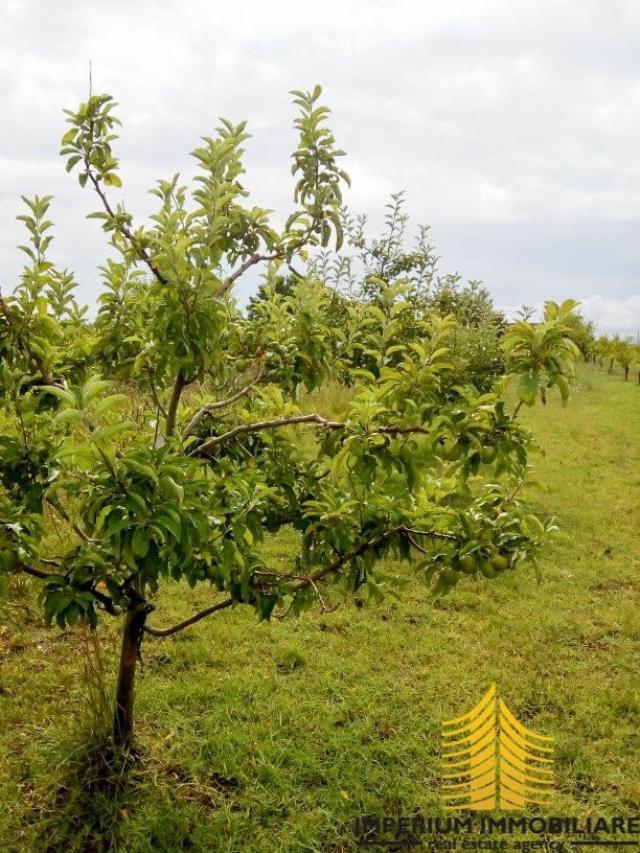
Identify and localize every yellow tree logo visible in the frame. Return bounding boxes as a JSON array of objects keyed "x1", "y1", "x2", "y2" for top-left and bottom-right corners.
[{"x1": 441, "y1": 684, "x2": 554, "y2": 810}]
